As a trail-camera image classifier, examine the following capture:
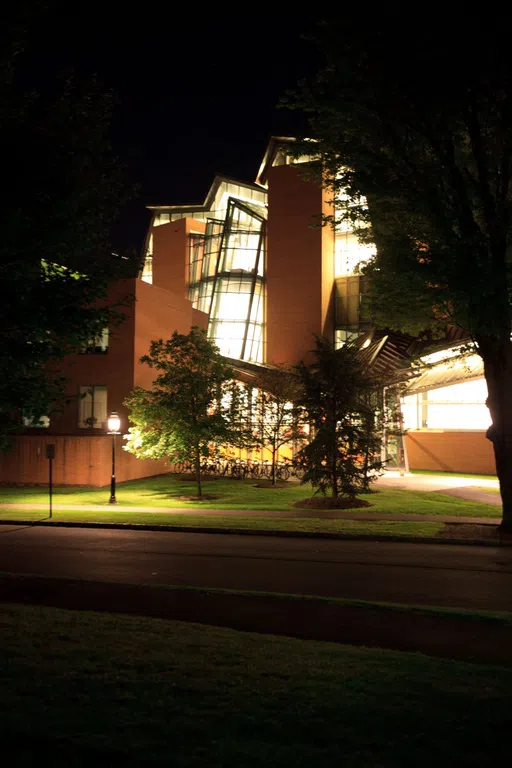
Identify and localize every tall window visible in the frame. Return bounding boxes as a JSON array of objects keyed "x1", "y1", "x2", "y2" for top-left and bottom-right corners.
[
  {"x1": 207, "y1": 199, "x2": 266, "y2": 362},
  {"x1": 78, "y1": 385, "x2": 108, "y2": 429}
]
